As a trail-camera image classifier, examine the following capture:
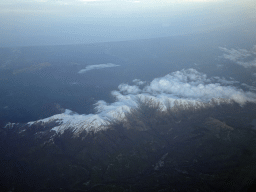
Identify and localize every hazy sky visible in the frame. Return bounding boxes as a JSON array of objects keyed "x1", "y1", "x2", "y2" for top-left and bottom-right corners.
[{"x1": 0, "y1": 0, "x2": 255, "y2": 47}]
